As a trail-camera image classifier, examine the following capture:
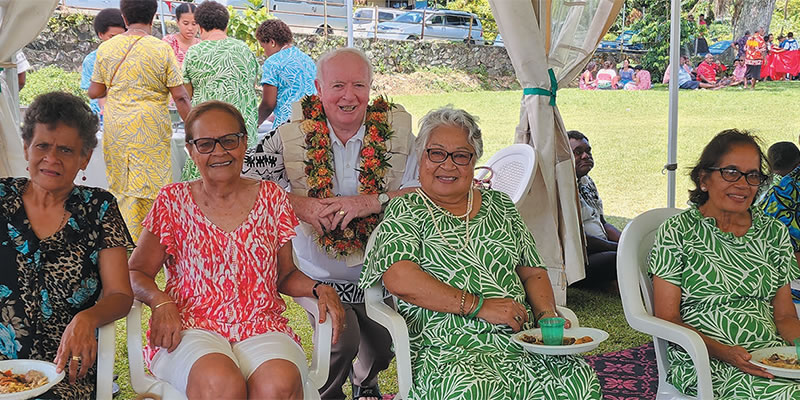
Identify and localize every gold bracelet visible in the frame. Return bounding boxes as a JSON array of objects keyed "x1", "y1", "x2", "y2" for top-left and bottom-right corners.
[
  {"x1": 152, "y1": 300, "x2": 176, "y2": 310},
  {"x1": 459, "y1": 290, "x2": 467, "y2": 315},
  {"x1": 535, "y1": 309, "x2": 558, "y2": 321},
  {"x1": 465, "y1": 293, "x2": 477, "y2": 316}
]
